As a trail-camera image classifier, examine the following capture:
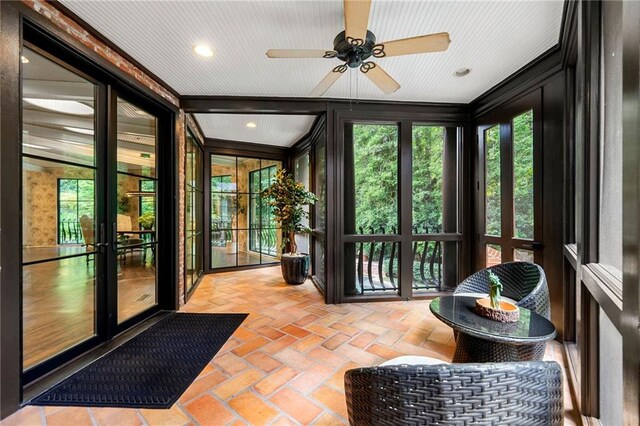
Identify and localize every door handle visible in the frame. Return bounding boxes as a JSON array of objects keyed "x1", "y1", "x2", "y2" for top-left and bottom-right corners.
[
  {"x1": 112, "y1": 222, "x2": 117, "y2": 252},
  {"x1": 521, "y1": 241, "x2": 544, "y2": 250},
  {"x1": 95, "y1": 223, "x2": 108, "y2": 252}
]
